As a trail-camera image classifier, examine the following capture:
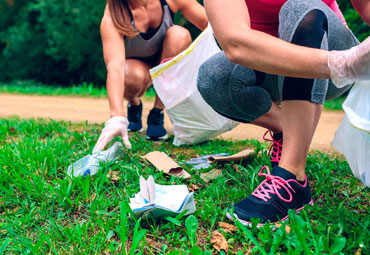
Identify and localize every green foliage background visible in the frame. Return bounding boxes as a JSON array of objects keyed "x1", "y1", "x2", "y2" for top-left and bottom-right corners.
[{"x1": 0, "y1": 0, "x2": 368, "y2": 86}]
